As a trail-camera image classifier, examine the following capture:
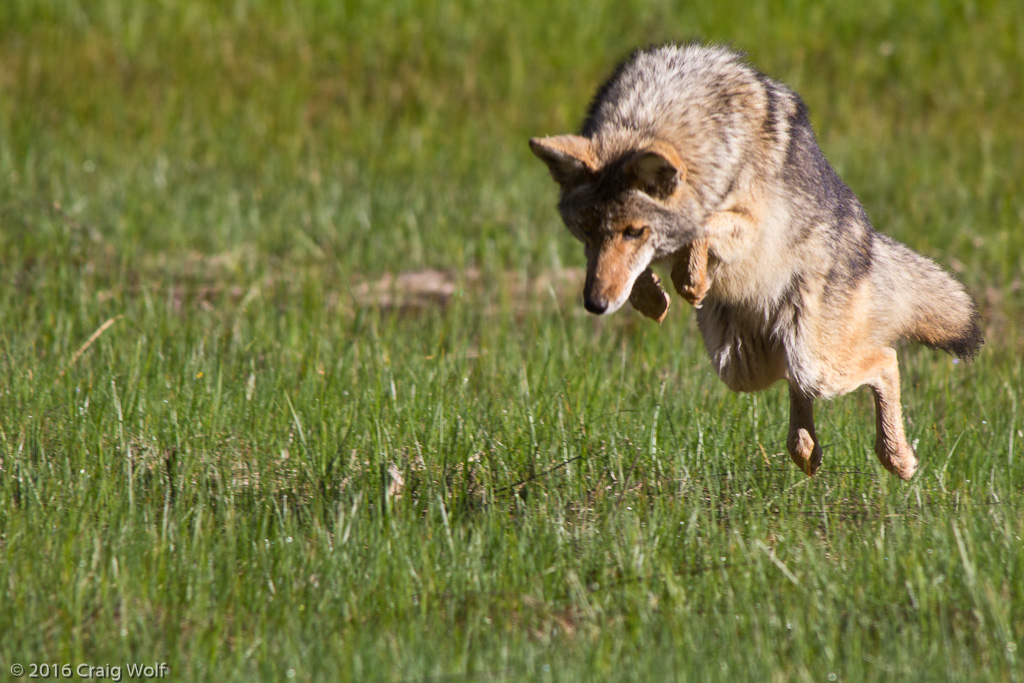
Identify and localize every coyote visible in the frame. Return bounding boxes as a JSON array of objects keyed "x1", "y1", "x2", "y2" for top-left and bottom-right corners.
[{"x1": 529, "y1": 43, "x2": 982, "y2": 480}]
